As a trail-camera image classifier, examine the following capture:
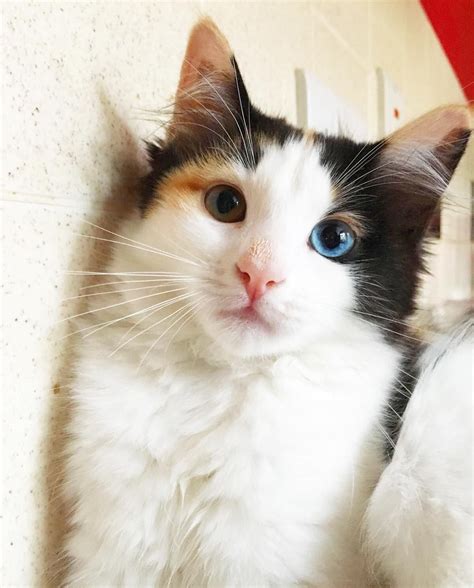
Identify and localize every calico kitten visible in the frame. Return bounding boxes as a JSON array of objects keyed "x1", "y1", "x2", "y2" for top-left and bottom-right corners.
[{"x1": 63, "y1": 18, "x2": 472, "y2": 586}]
